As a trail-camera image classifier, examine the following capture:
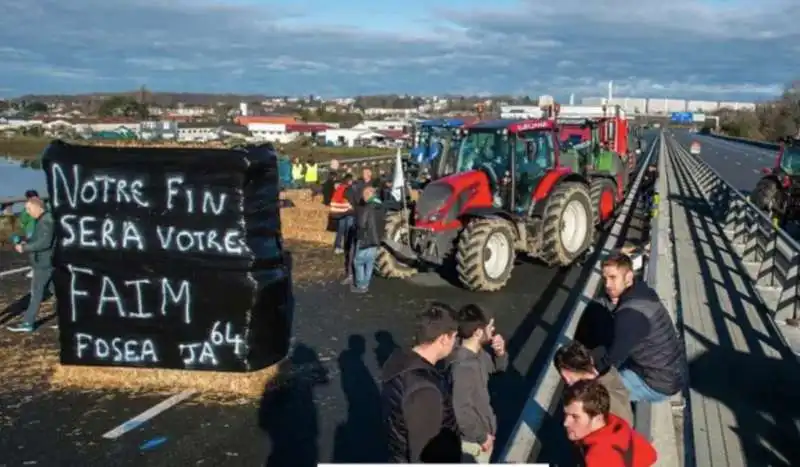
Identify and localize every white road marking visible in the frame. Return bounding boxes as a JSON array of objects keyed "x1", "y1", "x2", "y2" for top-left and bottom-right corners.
[{"x1": 101, "y1": 389, "x2": 197, "y2": 440}]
